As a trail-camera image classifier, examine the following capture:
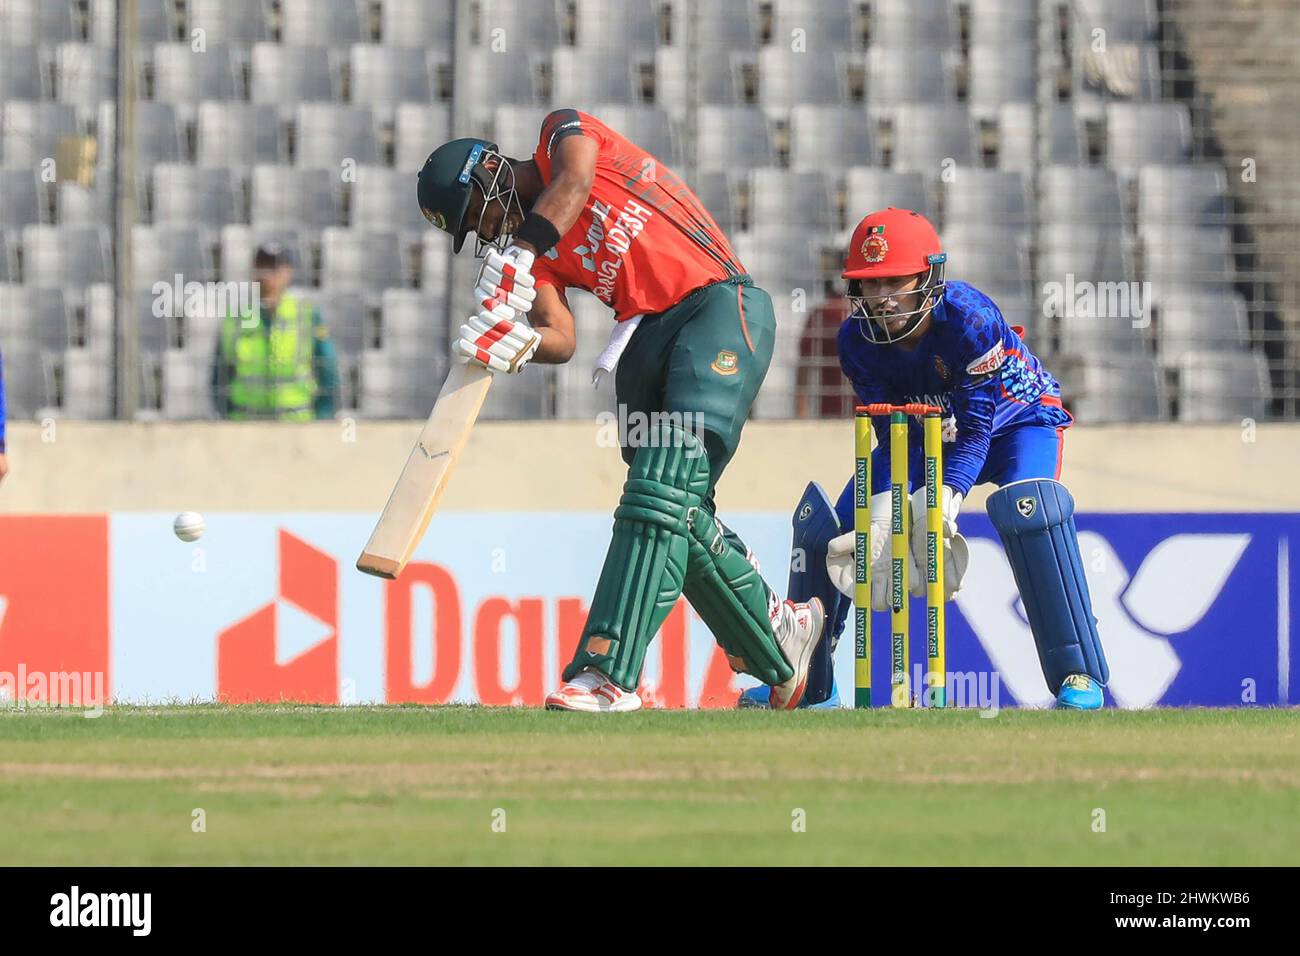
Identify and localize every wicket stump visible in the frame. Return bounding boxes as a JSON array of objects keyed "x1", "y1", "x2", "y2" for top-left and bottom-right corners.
[{"x1": 853, "y1": 404, "x2": 947, "y2": 708}]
